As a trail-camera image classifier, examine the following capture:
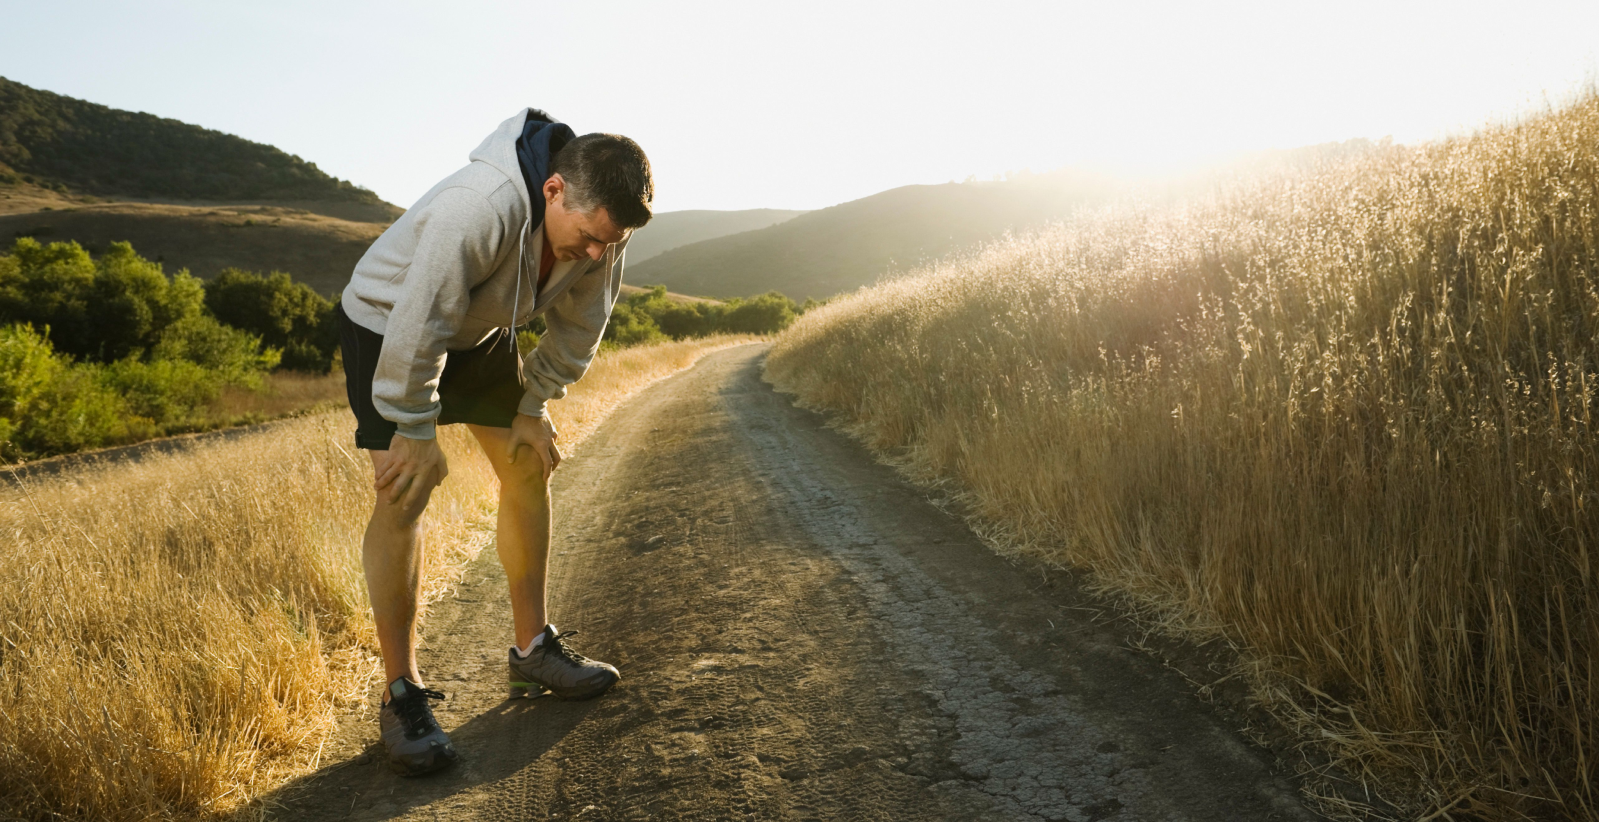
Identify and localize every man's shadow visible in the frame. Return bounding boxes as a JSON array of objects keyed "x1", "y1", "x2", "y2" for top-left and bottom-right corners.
[{"x1": 259, "y1": 693, "x2": 602, "y2": 820}]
